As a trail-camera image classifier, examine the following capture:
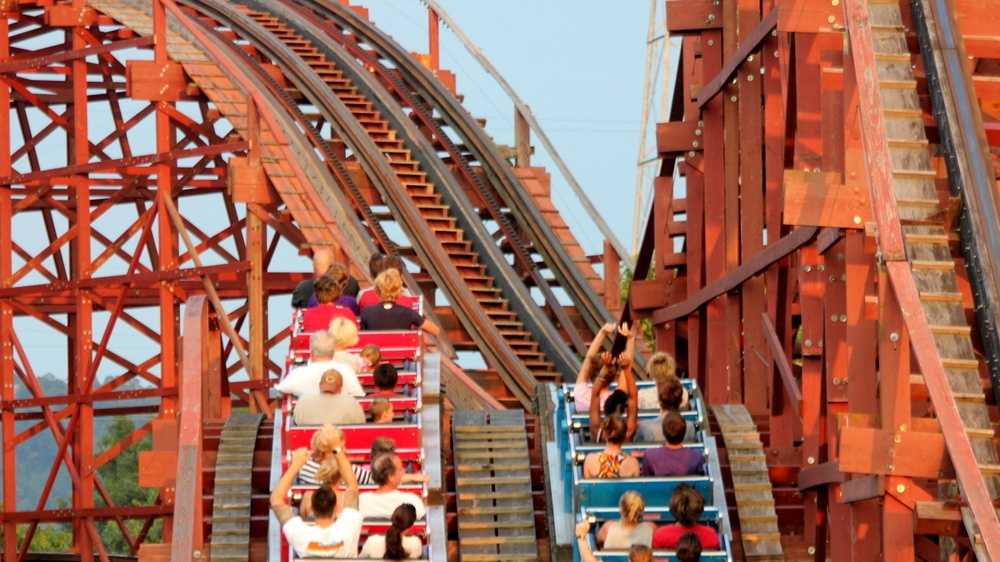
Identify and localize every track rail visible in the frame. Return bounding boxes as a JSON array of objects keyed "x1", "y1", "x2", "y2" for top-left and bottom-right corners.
[
  {"x1": 845, "y1": 0, "x2": 1000, "y2": 555},
  {"x1": 292, "y1": 0, "x2": 612, "y2": 335},
  {"x1": 179, "y1": 0, "x2": 581, "y2": 405},
  {"x1": 277, "y1": 0, "x2": 588, "y2": 356}
]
